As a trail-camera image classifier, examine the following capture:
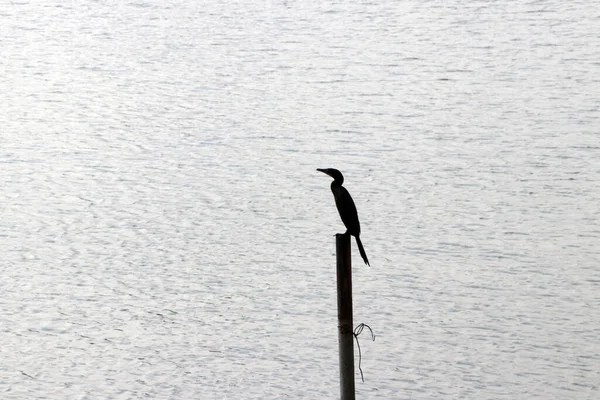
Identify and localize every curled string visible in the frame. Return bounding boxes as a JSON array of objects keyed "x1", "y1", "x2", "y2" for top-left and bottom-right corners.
[{"x1": 353, "y1": 323, "x2": 375, "y2": 382}]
